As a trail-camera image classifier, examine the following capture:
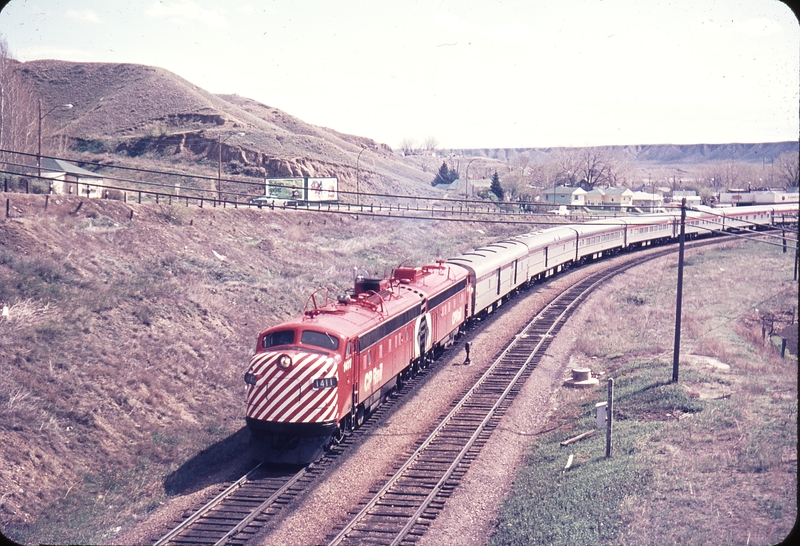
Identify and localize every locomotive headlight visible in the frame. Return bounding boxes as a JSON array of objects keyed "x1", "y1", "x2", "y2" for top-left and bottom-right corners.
[
  {"x1": 277, "y1": 354, "x2": 293, "y2": 370},
  {"x1": 244, "y1": 372, "x2": 258, "y2": 385}
]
